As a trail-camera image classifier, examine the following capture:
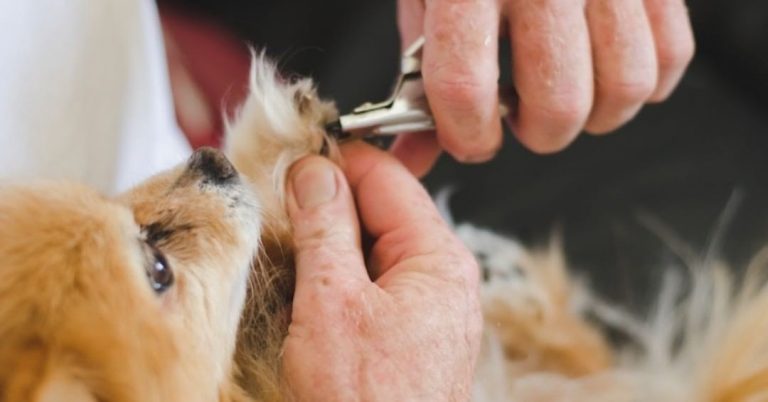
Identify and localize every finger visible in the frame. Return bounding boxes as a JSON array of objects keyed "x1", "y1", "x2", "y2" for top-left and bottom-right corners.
[
  {"x1": 389, "y1": 131, "x2": 442, "y2": 178},
  {"x1": 286, "y1": 156, "x2": 369, "y2": 303},
  {"x1": 341, "y1": 142, "x2": 475, "y2": 283},
  {"x1": 643, "y1": 0, "x2": 695, "y2": 102},
  {"x1": 507, "y1": 0, "x2": 593, "y2": 153},
  {"x1": 422, "y1": 0, "x2": 503, "y2": 162},
  {"x1": 584, "y1": 0, "x2": 658, "y2": 134},
  {"x1": 395, "y1": 0, "x2": 442, "y2": 178},
  {"x1": 397, "y1": 0, "x2": 426, "y2": 48}
]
